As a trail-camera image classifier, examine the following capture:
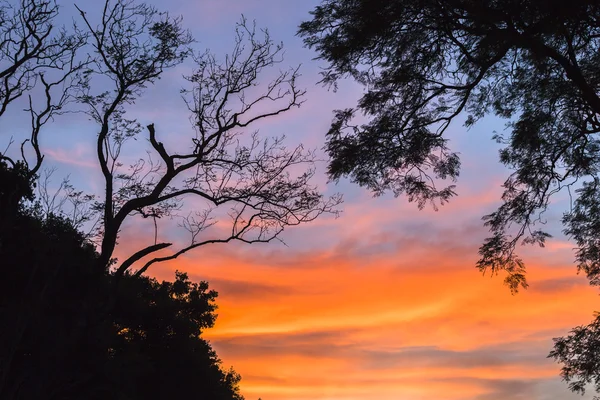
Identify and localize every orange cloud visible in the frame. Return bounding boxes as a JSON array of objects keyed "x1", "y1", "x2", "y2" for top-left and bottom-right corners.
[{"x1": 129, "y1": 221, "x2": 597, "y2": 400}]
